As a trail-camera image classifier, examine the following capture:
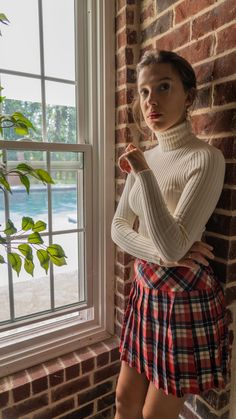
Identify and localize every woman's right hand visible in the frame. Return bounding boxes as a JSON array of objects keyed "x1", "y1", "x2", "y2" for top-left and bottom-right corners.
[{"x1": 164, "y1": 241, "x2": 214, "y2": 270}]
